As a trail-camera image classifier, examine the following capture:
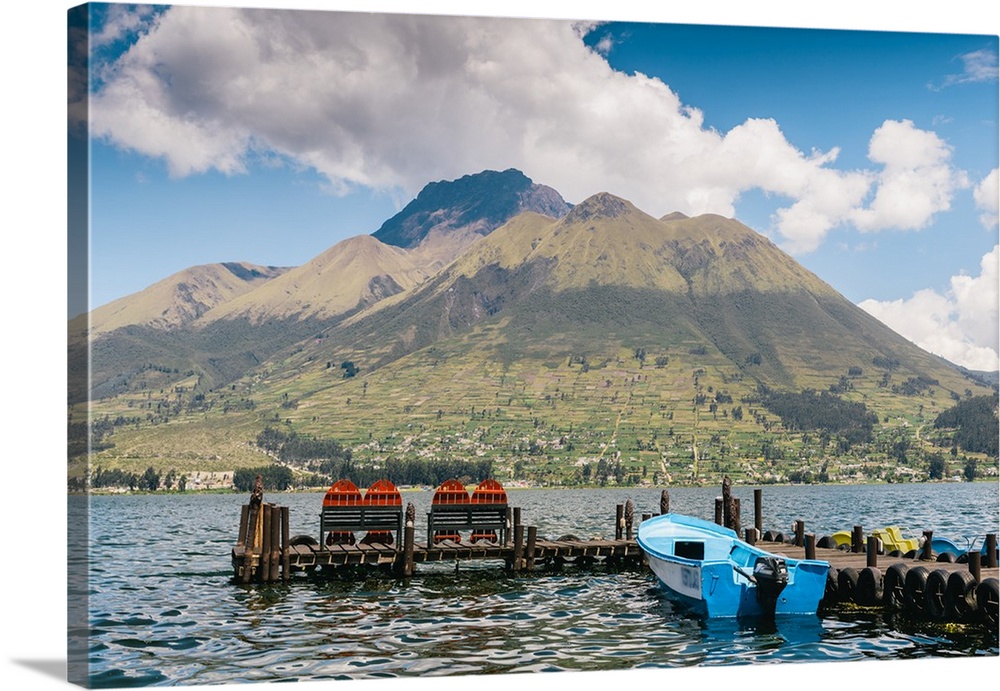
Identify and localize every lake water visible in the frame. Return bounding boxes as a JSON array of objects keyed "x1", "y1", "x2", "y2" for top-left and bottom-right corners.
[{"x1": 75, "y1": 483, "x2": 1000, "y2": 688}]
